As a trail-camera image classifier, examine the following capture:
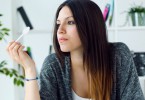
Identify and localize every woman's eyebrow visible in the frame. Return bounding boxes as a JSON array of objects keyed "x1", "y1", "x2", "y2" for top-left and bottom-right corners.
[{"x1": 57, "y1": 16, "x2": 73, "y2": 21}]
